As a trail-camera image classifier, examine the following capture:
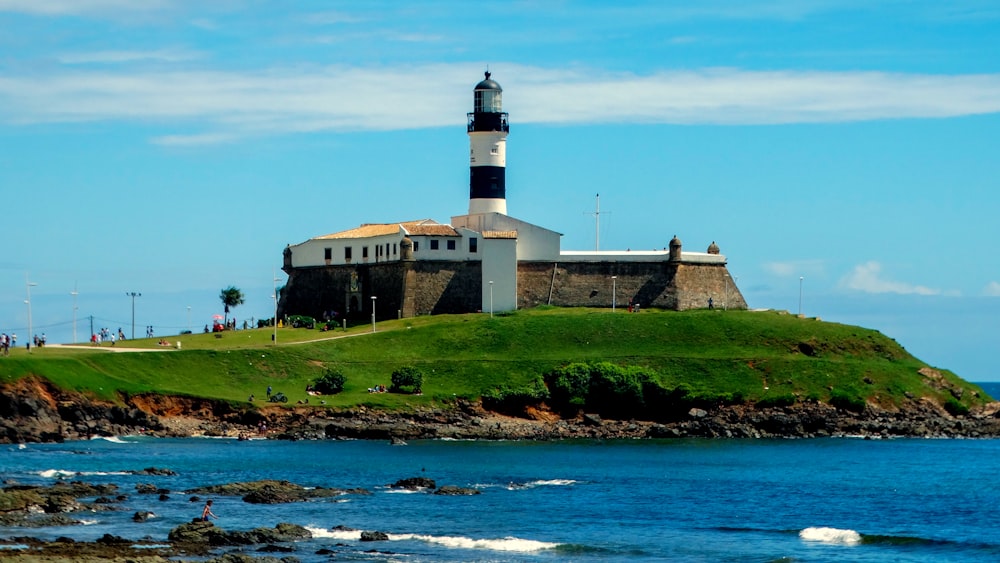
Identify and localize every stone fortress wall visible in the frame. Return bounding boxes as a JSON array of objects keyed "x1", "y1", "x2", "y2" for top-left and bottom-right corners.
[{"x1": 280, "y1": 259, "x2": 746, "y2": 322}]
